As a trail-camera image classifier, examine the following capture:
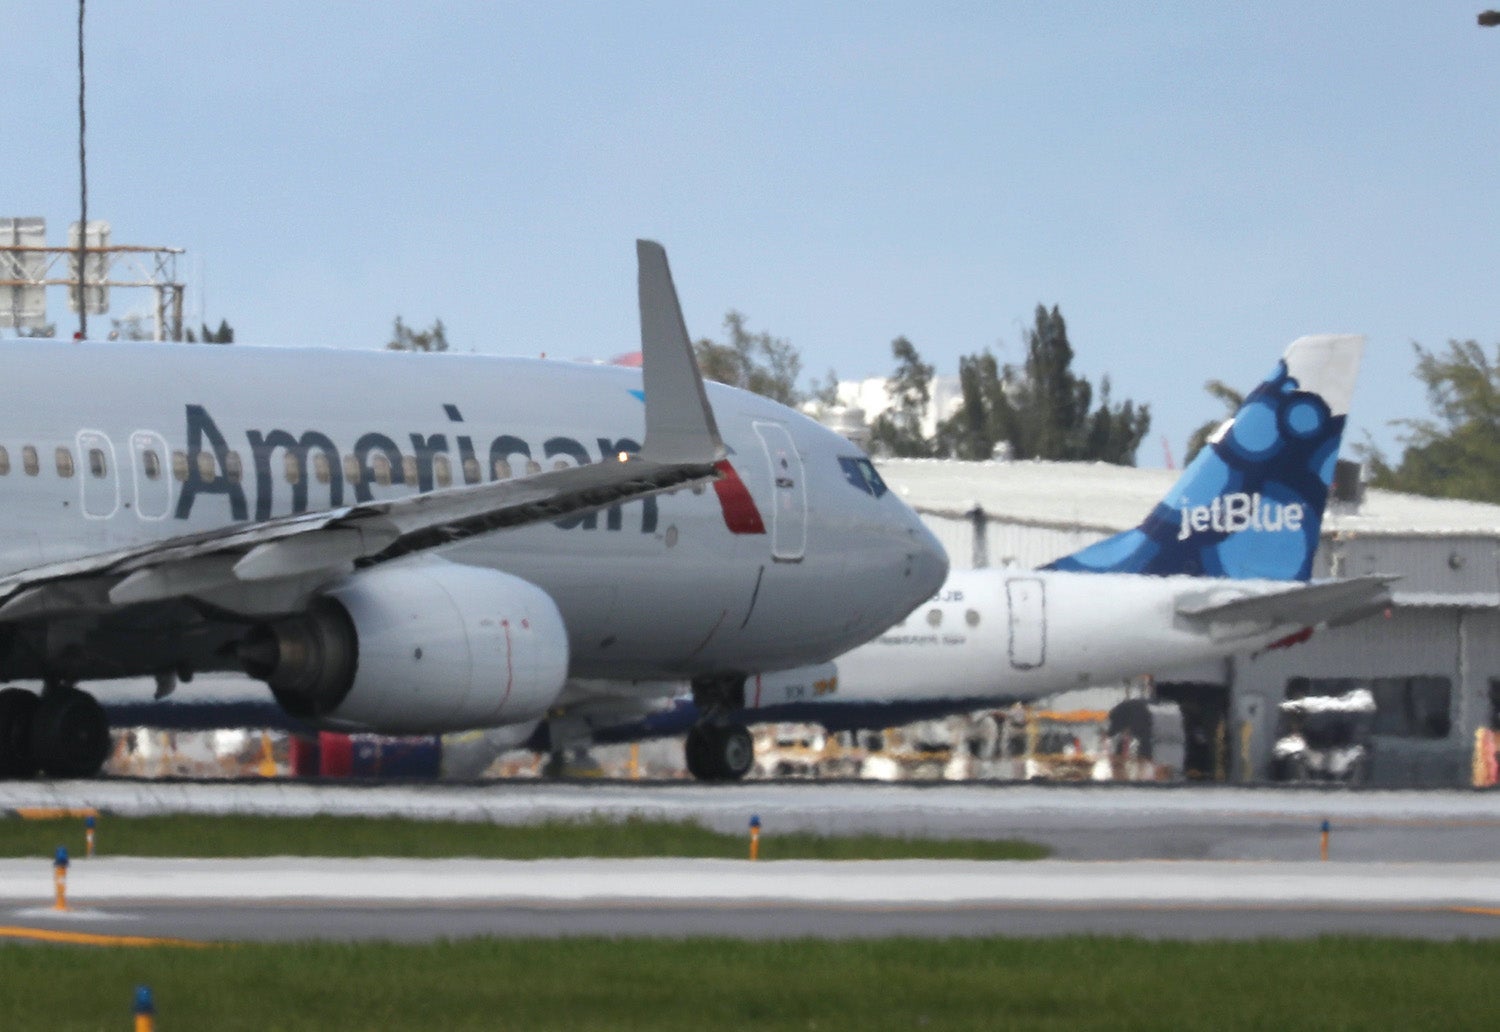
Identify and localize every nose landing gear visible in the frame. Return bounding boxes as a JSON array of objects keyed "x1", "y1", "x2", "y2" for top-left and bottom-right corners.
[{"x1": 0, "y1": 683, "x2": 111, "y2": 780}]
